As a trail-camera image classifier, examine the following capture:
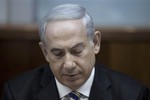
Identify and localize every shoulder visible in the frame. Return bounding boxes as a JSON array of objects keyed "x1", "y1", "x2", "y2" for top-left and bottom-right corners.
[
  {"x1": 95, "y1": 64, "x2": 149, "y2": 93},
  {"x1": 6, "y1": 64, "x2": 52, "y2": 92},
  {"x1": 2, "y1": 64, "x2": 53, "y2": 99},
  {"x1": 94, "y1": 64, "x2": 150, "y2": 99}
]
